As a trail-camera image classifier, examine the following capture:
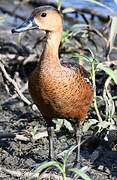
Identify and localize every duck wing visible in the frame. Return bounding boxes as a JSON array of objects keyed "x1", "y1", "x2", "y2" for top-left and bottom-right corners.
[{"x1": 61, "y1": 60, "x2": 90, "y2": 79}]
